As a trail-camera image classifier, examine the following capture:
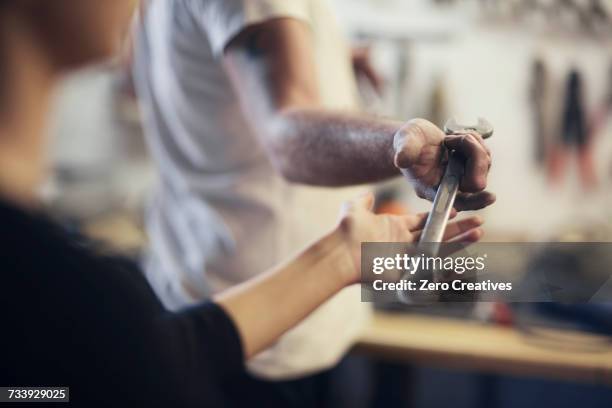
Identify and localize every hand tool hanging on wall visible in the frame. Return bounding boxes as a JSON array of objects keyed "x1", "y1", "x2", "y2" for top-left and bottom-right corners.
[
  {"x1": 588, "y1": 62, "x2": 612, "y2": 184},
  {"x1": 548, "y1": 69, "x2": 597, "y2": 189},
  {"x1": 591, "y1": 0, "x2": 610, "y2": 20},
  {"x1": 428, "y1": 75, "x2": 448, "y2": 129},
  {"x1": 529, "y1": 58, "x2": 549, "y2": 166},
  {"x1": 548, "y1": 69, "x2": 584, "y2": 185}
]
